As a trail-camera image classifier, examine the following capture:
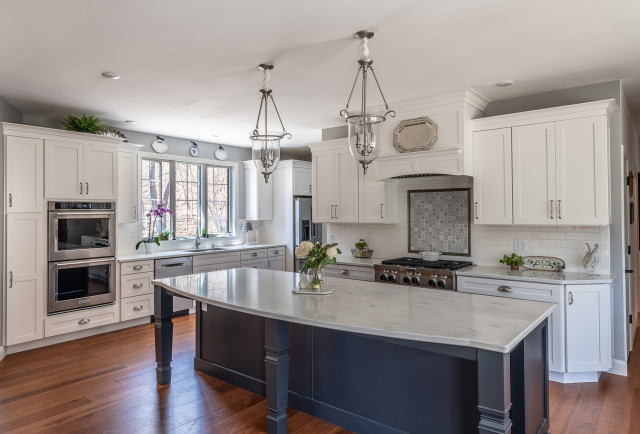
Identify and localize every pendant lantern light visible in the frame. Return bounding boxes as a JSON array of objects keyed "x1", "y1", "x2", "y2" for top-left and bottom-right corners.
[
  {"x1": 250, "y1": 64, "x2": 291, "y2": 183},
  {"x1": 340, "y1": 30, "x2": 395, "y2": 175}
]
